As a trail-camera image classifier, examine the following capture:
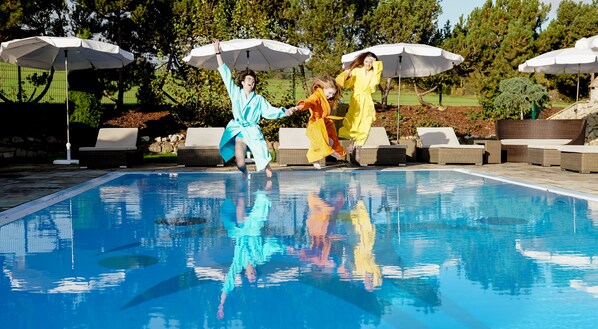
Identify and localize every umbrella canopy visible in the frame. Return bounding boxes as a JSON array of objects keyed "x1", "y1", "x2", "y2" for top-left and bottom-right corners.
[
  {"x1": 575, "y1": 35, "x2": 598, "y2": 51},
  {"x1": 518, "y1": 46, "x2": 598, "y2": 110},
  {"x1": 341, "y1": 43, "x2": 464, "y2": 139},
  {"x1": 518, "y1": 47, "x2": 598, "y2": 74},
  {"x1": 0, "y1": 36, "x2": 134, "y2": 70},
  {"x1": 0, "y1": 36, "x2": 135, "y2": 164},
  {"x1": 183, "y1": 38, "x2": 311, "y2": 71},
  {"x1": 341, "y1": 43, "x2": 464, "y2": 78}
]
